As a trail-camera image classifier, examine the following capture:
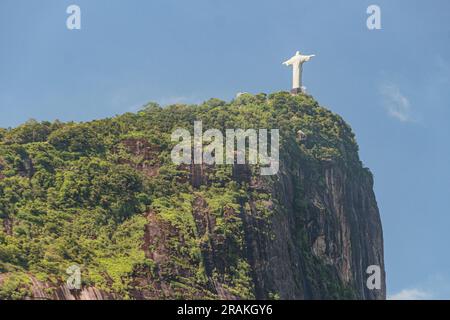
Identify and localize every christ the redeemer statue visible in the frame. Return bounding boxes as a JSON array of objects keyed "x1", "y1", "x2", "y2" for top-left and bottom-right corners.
[{"x1": 283, "y1": 51, "x2": 315, "y2": 94}]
